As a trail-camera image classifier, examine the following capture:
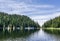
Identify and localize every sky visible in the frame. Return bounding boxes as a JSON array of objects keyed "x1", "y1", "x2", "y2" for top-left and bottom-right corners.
[{"x1": 0, "y1": 0, "x2": 60, "y2": 26}]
